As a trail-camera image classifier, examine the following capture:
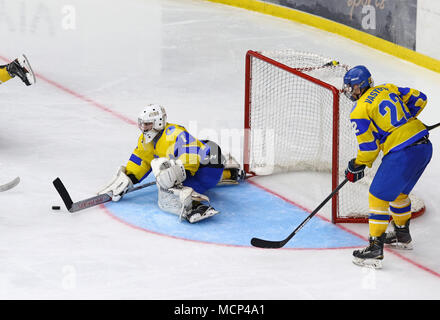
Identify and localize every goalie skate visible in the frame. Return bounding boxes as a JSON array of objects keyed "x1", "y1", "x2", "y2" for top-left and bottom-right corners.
[
  {"x1": 218, "y1": 154, "x2": 245, "y2": 185},
  {"x1": 185, "y1": 203, "x2": 219, "y2": 223}
]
